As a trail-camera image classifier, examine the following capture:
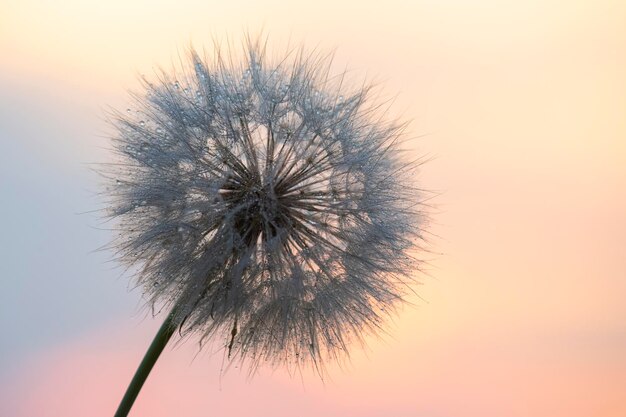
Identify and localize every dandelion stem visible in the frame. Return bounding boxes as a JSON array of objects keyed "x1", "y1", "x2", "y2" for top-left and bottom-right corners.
[{"x1": 114, "y1": 310, "x2": 176, "y2": 417}]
